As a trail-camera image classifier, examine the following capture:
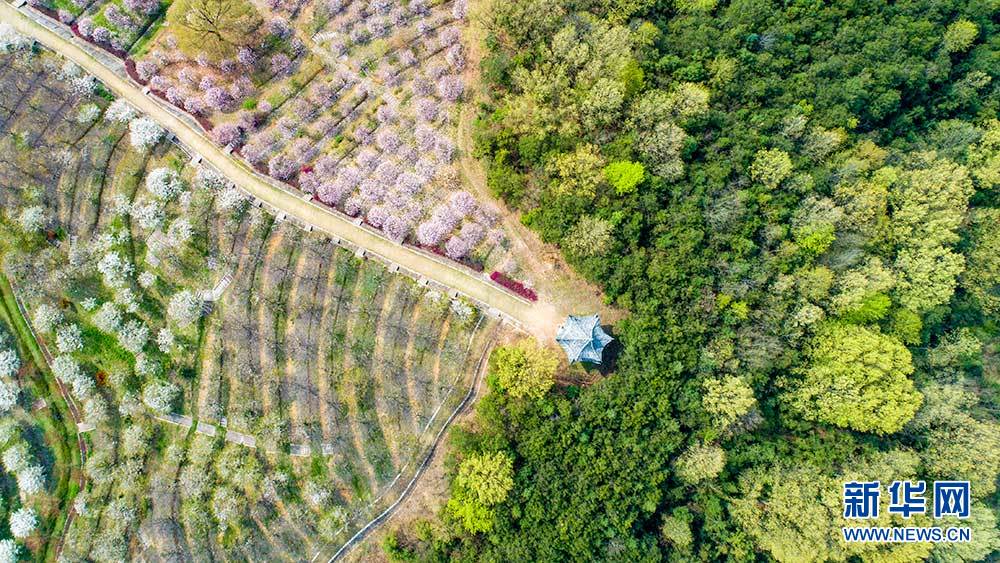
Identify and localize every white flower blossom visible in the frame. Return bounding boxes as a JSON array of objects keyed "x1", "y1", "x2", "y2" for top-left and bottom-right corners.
[
  {"x1": 56, "y1": 324, "x2": 84, "y2": 354},
  {"x1": 9, "y1": 507, "x2": 37, "y2": 538},
  {"x1": 129, "y1": 116, "x2": 164, "y2": 150},
  {"x1": 17, "y1": 206, "x2": 45, "y2": 232},
  {"x1": 105, "y1": 99, "x2": 136, "y2": 123}
]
